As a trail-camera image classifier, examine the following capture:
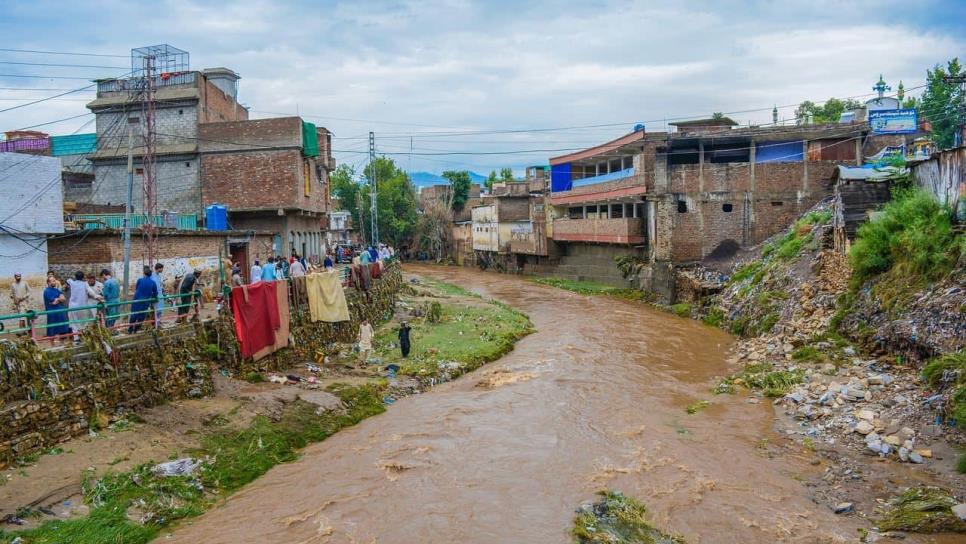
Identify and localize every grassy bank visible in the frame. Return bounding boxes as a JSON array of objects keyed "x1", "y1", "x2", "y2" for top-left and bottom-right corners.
[
  {"x1": 532, "y1": 277, "x2": 647, "y2": 301},
  {"x1": 375, "y1": 277, "x2": 533, "y2": 379},
  {"x1": 0, "y1": 385, "x2": 386, "y2": 544},
  {"x1": 573, "y1": 491, "x2": 684, "y2": 544}
]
